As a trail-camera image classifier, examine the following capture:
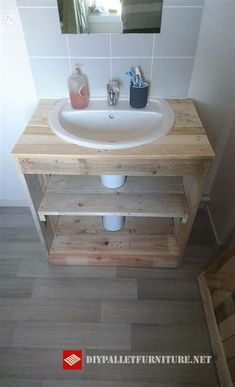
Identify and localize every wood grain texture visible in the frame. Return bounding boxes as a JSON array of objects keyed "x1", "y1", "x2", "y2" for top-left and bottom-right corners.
[
  {"x1": 12, "y1": 99, "x2": 214, "y2": 163},
  {"x1": 198, "y1": 246, "x2": 235, "y2": 387},
  {"x1": 38, "y1": 191, "x2": 188, "y2": 222},
  {"x1": 12, "y1": 322, "x2": 131, "y2": 350},
  {"x1": 101, "y1": 300, "x2": 205, "y2": 324},
  {"x1": 0, "y1": 279, "x2": 34, "y2": 298},
  {"x1": 137, "y1": 278, "x2": 200, "y2": 301},
  {"x1": 32, "y1": 278, "x2": 138, "y2": 300},
  {"x1": 42, "y1": 382, "x2": 215, "y2": 387},
  {"x1": 0, "y1": 298, "x2": 101, "y2": 323},
  {"x1": 223, "y1": 335, "x2": 235, "y2": 360},
  {"x1": 49, "y1": 216, "x2": 179, "y2": 267},
  {"x1": 198, "y1": 273, "x2": 233, "y2": 387},
  {"x1": 16, "y1": 158, "x2": 210, "y2": 177},
  {"x1": 0, "y1": 207, "x2": 219, "y2": 386},
  {"x1": 12, "y1": 100, "x2": 214, "y2": 267},
  {"x1": 39, "y1": 177, "x2": 187, "y2": 224},
  {"x1": 131, "y1": 323, "x2": 211, "y2": 353},
  {"x1": 46, "y1": 176, "x2": 184, "y2": 194}
]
